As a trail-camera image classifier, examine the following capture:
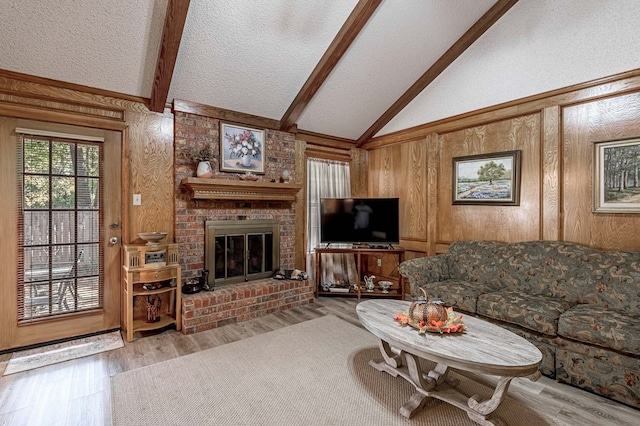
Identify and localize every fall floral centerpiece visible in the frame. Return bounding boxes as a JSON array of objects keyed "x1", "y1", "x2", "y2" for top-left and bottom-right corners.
[
  {"x1": 393, "y1": 288, "x2": 466, "y2": 334},
  {"x1": 394, "y1": 307, "x2": 466, "y2": 334}
]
